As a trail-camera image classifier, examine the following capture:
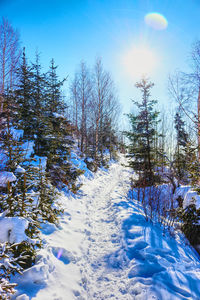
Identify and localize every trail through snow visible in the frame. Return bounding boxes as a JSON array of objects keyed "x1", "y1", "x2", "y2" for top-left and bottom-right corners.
[
  {"x1": 14, "y1": 157, "x2": 200, "y2": 300},
  {"x1": 79, "y1": 159, "x2": 132, "y2": 299}
]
